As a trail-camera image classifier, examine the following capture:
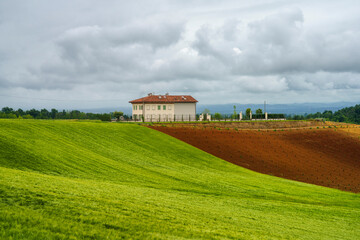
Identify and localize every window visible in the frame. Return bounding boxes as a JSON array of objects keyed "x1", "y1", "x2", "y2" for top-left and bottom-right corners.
[
  {"x1": 163, "y1": 105, "x2": 166, "y2": 110},
  {"x1": 168, "y1": 105, "x2": 172, "y2": 110},
  {"x1": 146, "y1": 105, "x2": 150, "y2": 110},
  {"x1": 152, "y1": 105, "x2": 155, "y2": 110},
  {"x1": 158, "y1": 105, "x2": 161, "y2": 110},
  {"x1": 146, "y1": 114, "x2": 150, "y2": 119},
  {"x1": 133, "y1": 105, "x2": 136, "y2": 110},
  {"x1": 135, "y1": 105, "x2": 138, "y2": 110},
  {"x1": 139, "y1": 105, "x2": 143, "y2": 110}
]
